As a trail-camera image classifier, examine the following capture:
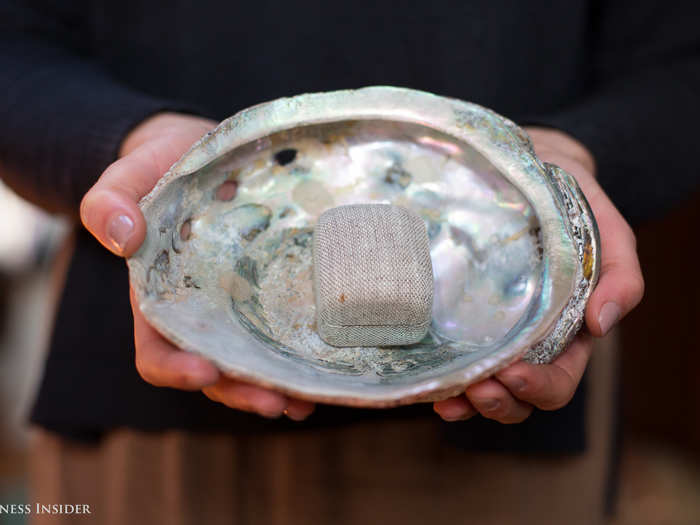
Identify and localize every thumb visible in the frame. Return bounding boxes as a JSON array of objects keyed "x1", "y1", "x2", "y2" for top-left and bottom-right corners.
[
  {"x1": 584, "y1": 187, "x2": 645, "y2": 336},
  {"x1": 80, "y1": 121, "x2": 212, "y2": 257}
]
